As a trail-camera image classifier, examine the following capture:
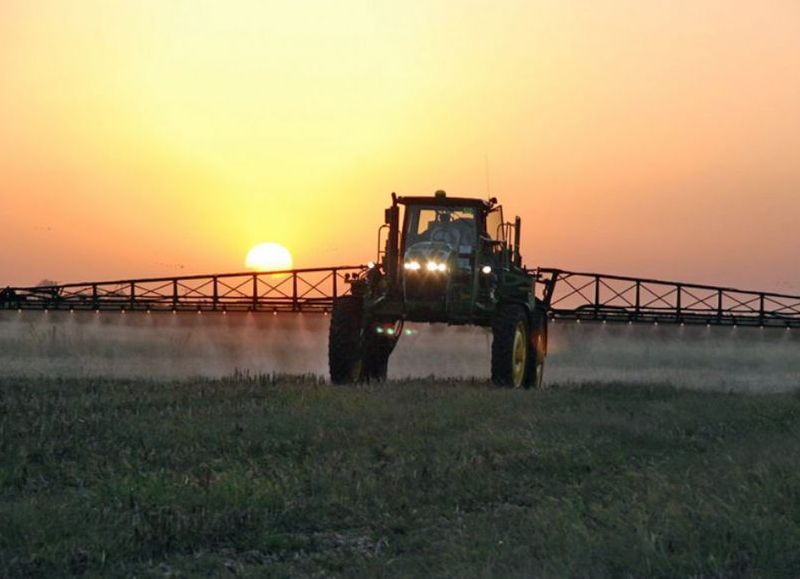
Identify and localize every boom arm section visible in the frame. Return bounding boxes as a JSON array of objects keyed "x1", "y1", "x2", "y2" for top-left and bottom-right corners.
[
  {"x1": 535, "y1": 268, "x2": 800, "y2": 328},
  {"x1": 0, "y1": 266, "x2": 366, "y2": 313}
]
